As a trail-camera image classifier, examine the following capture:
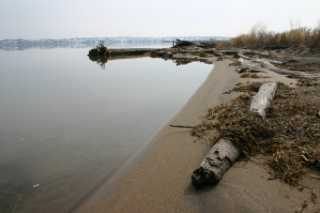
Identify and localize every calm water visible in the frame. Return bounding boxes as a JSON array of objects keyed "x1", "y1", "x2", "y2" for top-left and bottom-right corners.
[{"x1": 0, "y1": 48, "x2": 211, "y2": 212}]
